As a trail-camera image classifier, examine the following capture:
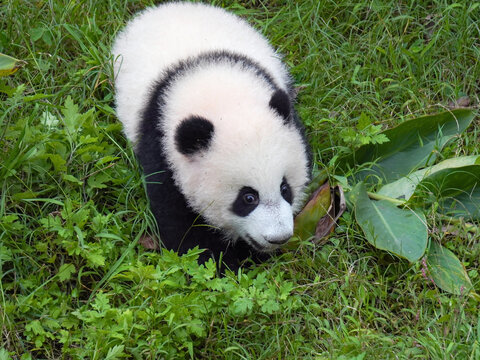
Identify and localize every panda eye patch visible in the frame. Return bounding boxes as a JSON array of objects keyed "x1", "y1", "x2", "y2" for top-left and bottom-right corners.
[
  {"x1": 280, "y1": 178, "x2": 293, "y2": 204},
  {"x1": 231, "y1": 187, "x2": 259, "y2": 217}
]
